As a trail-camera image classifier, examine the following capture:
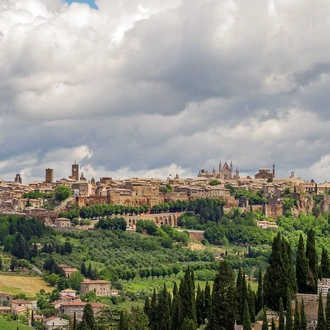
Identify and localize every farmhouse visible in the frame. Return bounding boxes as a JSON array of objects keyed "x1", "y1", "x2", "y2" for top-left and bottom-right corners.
[{"x1": 80, "y1": 280, "x2": 111, "y2": 296}]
